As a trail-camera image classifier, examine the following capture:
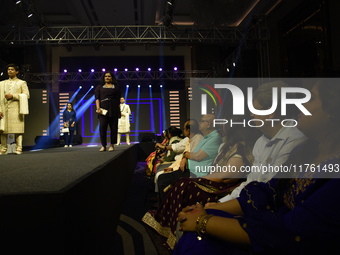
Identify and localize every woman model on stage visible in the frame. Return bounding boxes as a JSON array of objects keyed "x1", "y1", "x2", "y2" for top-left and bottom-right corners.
[
  {"x1": 95, "y1": 72, "x2": 121, "y2": 152},
  {"x1": 117, "y1": 97, "x2": 131, "y2": 145},
  {"x1": 63, "y1": 102, "x2": 76, "y2": 147}
]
